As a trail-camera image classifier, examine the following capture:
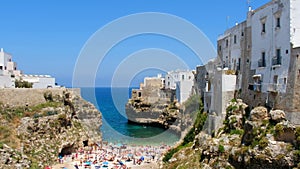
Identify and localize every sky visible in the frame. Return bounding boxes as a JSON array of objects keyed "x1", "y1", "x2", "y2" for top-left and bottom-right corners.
[{"x1": 0, "y1": 0, "x2": 270, "y2": 87}]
